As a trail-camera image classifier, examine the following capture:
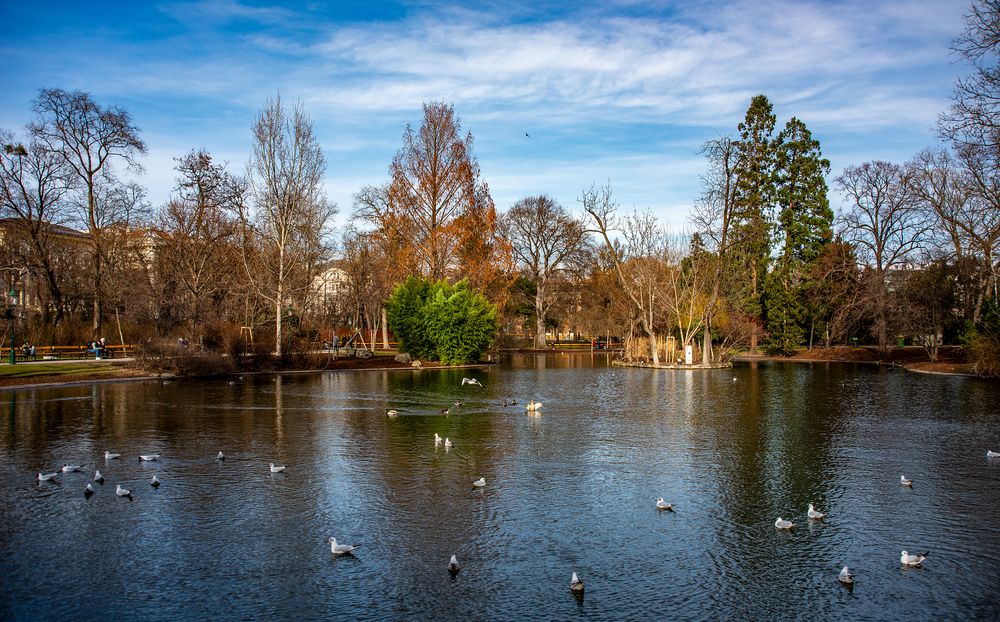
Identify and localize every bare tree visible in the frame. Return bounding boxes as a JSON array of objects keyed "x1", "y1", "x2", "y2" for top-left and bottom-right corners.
[
  {"x1": 691, "y1": 136, "x2": 743, "y2": 365},
  {"x1": 503, "y1": 195, "x2": 588, "y2": 349},
  {"x1": 940, "y1": 0, "x2": 1000, "y2": 152},
  {"x1": 581, "y1": 183, "x2": 668, "y2": 365},
  {"x1": 836, "y1": 161, "x2": 931, "y2": 353},
  {"x1": 29, "y1": 88, "x2": 147, "y2": 335},
  {"x1": 241, "y1": 96, "x2": 335, "y2": 356},
  {"x1": 156, "y1": 150, "x2": 243, "y2": 340},
  {"x1": 0, "y1": 133, "x2": 73, "y2": 324}
]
